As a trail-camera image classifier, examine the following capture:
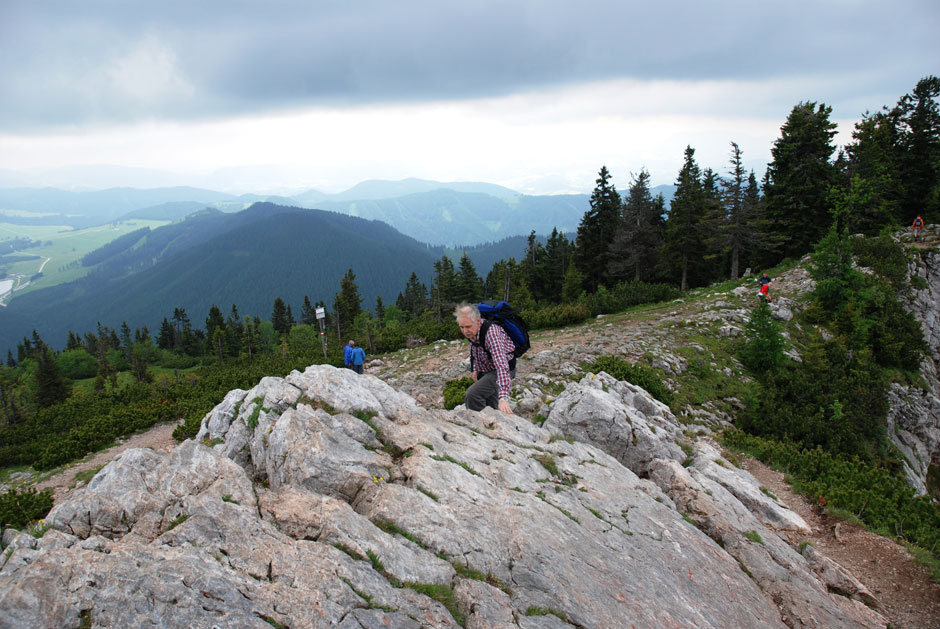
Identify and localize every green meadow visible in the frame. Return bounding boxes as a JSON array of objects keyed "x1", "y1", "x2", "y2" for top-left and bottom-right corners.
[{"x1": 0, "y1": 219, "x2": 169, "y2": 298}]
